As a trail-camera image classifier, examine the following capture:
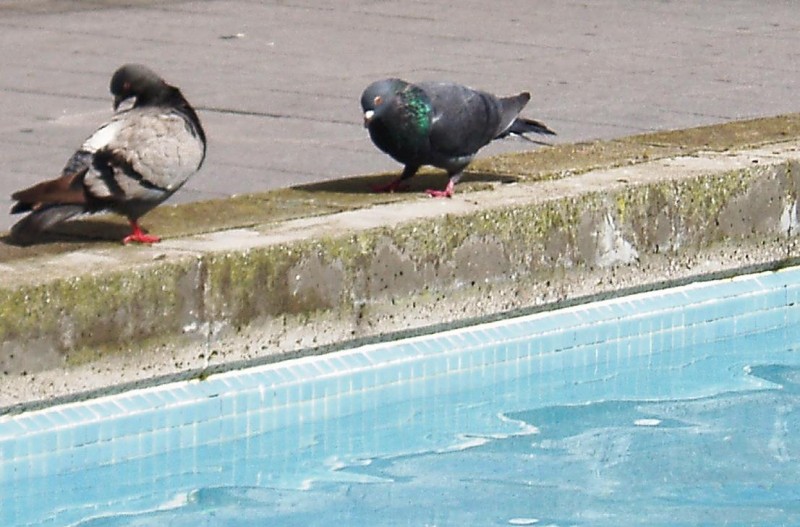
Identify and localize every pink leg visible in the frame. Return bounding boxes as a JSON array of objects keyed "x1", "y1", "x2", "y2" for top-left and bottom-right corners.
[
  {"x1": 425, "y1": 178, "x2": 456, "y2": 198},
  {"x1": 122, "y1": 220, "x2": 161, "y2": 244},
  {"x1": 373, "y1": 165, "x2": 418, "y2": 194}
]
